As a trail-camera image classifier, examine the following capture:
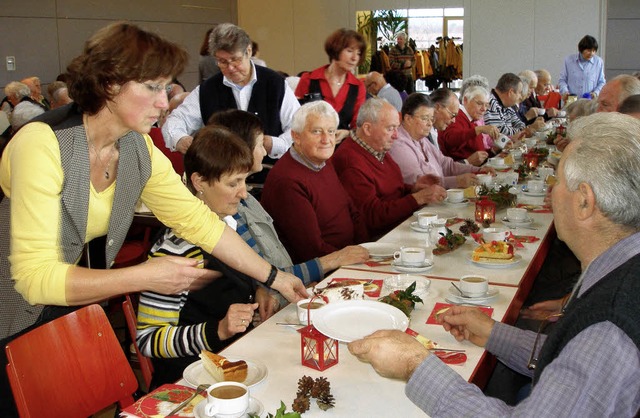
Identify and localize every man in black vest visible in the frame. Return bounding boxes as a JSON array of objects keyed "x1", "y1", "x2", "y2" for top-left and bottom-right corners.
[
  {"x1": 347, "y1": 112, "x2": 640, "y2": 416},
  {"x1": 162, "y1": 23, "x2": 299, "y2": 163}
]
